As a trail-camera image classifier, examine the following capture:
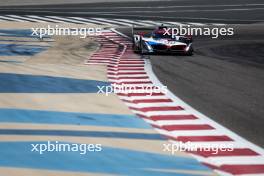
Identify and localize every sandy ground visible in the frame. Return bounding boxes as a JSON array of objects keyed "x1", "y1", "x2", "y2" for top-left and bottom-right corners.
[
  {"x1": 0, "y1": 22, "x2": 217, "y2": 176},
  {"x1": 0, "y1": 22, "x2": 131, "y2": 114}
]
